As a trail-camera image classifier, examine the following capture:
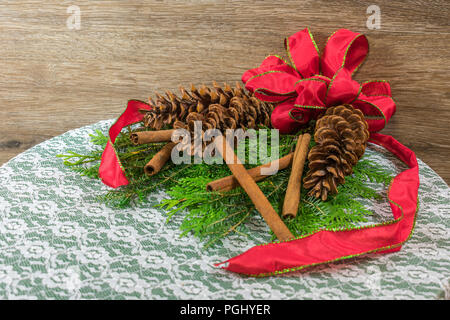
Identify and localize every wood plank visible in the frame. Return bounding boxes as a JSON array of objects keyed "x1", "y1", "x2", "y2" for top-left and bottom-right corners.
[{"x1": 0, "y1": 0, "x2": 449, "y2": 184}]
